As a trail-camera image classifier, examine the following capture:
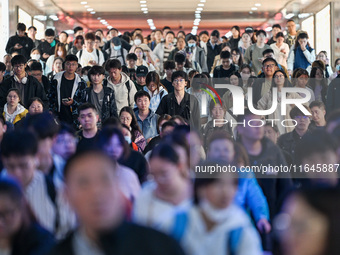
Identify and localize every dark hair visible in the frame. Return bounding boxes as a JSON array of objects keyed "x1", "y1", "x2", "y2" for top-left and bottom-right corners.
[
  {"x1": 23, "y1": 112, "x2": 59, "y2": 140},
  {"x1": 157, "y1": 114, "x2": 172, "y2": 133},
  {"x1": 262, "y1": 57, "x2": 278, "y2": 67},
  {"x1": 11, "y1": 55, "x2": 27, "y2": 66},
  {"x1": 108, "y1": 28, "x2": 118, "y2": 34},
  {"x1": 292, "y1": 68, "x2": 309, "y2": 86},
  {"x1": 271, "y1": 69, "x2": 290, "y2": 89},
  {"x1": 7, "y1": 88, "x2": 21, "y2": 101},
  {"x1": 287, "y1": 19, "x2": 295, "y2": 23},
  {"x1": 191, "y1": 73, "x2": 208, "y2": 90},
  {"x1": 165, "y1": 31, "x2": 175, "y2": 38},
  {"x1": 174, "y1": 52, "x2": 186, "y2": 63},
  {"x1": 73, "y1": 26, "x2": 83, "y2": 34},
  {"x1": 64, "y1": 54, "x2": 78, "y2": 63},
  {"x1": 78, "y1": 103, "x2": 98, "y2": 115},
  {"x1": 171, "y1": 115, "x2": 188, "y2": 125},
  {"x1": 134, "y1": 90, "x2": 151, "y2": 103},
  {"x1": 275, "y1": 32, "x2": 285, "y2": 39},
  {"x1": 126, "y1": 53, "x2": 137, "y2": 61},
  {"x1": 240, "y1": 64, "x2": 251, "y2": 73},
  {"x1": 57, "y1": 122, "x2": 76, "y2": 136},
  {"x1": 119, "y1": 107, "x2": 142, "y2": 139},
  {"x1": 334, "y1": 58, "x2": 340, "y2": 68},
  {"x1": 30, "y1": 48, "x2": 40, "y2": 55},
  {"x1": 209, "y1": 97, "x2": 226, "y2": 115},
  {"x1": 164, "y1": 60, "x2": 176, "y2": 70},
  {"x1": 256, "y1": 30, "x2": 266, "y2": 37},
  {"x1": 1, "y1": 130, "x2": 38, "y2": 157},
  {"x1": 27, "y1": 97, "x2": 44, "y2": 110},
  {"x1": 28, "y1": 26, "x2": 37, "y2": 31},
  {"x1": 84, "y1": 32, "x2": 95, "y2": 41},
  {"x1": 177, "y1": 30, "x2": 186, "y2": 37},
  {"x1": 60, "y1": 31, "x2": 69, "y2": 37},
  {"x1": 199, "y1": 30, "x2": 209, "y2": 37},
  {"x1": 186, "y1": 34, "x2": 197, "y2": 42},
  {"x1": 308, "y1": 67, "x2": 327, "y2": 99},
  {"x1": 211, "y1": 29, "x2": 220, "y2": 38},
  {"x1": 17, "y1": 23, "x2": 26, "y2": 32},
  {"x1": 95, "y1": 35, "x2": 101, "y2": 42},
  {"x1": 207, "y1": 130, "x2": 233, "y2": 151},
  {"x1": 309, "y1": 100, "x2": 326, "y2": 110},
  {"x1": 161, "y1": 119, "x2": 177, "y2": 133},
  {"x1": 229, "y1": 72, "x2": 242, "y2": 87},
  {"x1": 289, "y1": 106, "x2": 311, "y2": 119},
  {"x1": 105, "y1": 59, "x2": 122, "y2": 71},
  {"x1": 171, "y1": 70, "x2": 188, "y2": 83},
  {"x1": 45, "y1": 29, "x2": 55, "y2": 37},
  {"x1": 30, "y1": 61, "x2": 42, "y2": 72},
  {"x1": 312, "y1": 60, "x2": 325, "y2": 71},
  {"x1": 231, "y1": 48, "x2": 243, "y2": 66},
  {"x1": 272, "y1": 24, "x2": 281, "y2": 30},
  {"x1": 163, "y1": 26, "x2": 171, "y2": 31},
  {"x1": 262, "y1": 48, "x2": 274, "y2": 57},
  {"x1": 294, "y1": 32, "x2": 310, "y2": 51},
  {"x1": 146, "y1": 71, "x2": 161, "y2": 92},
  {"x1": 150, "y1": 141, "x2": 179, "y2": 164},
  {"x1": 0, "y1": 62, "x2": 6, "y2": 72},
  {"x1": 87, "y1": 65, "x2": 105, "y2": 83},
  {"x1": 74, "y1": 35, "x2": 84, "y2": 46},
  {"x1": 220, "y1": 50, "x2": 231, "y2": 59}
]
